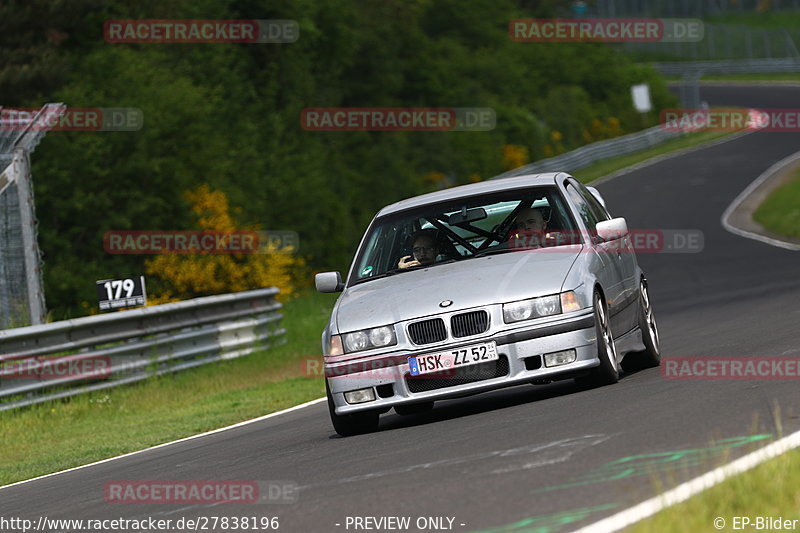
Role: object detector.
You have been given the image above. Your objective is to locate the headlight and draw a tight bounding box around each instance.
[503,300,536,322]
[368,326,395,347]
[342,325,397,353]
[503,291,582,324]
[344,331,369,352]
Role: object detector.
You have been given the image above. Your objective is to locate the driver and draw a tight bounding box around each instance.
[510,207,548,249]
[514,207,547,231]
[397,229,441,269]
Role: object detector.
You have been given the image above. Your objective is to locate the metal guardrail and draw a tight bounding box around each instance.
[652,58,800,107]
[652,58,800,76]
[492,124,685,180]
[0,287,285,411]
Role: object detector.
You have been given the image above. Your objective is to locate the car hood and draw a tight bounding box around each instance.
[335,248,582,332]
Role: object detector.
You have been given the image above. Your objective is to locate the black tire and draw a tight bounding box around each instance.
[394,401,434,416]
[326,382,380,437]
[575,290,619,388]
[621,279,661,372]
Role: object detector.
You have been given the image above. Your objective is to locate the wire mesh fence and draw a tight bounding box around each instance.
[0,169,30,329]
[594,0,800,17]
[0,104,64,329]
[621,23,800,61]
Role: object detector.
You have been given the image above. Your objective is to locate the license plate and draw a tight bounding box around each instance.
[408,341,498,376]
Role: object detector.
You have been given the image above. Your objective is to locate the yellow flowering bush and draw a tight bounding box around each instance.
[423,171,447,184]
[501,144,529,170]
[607,117,623,137]
[145,185,305,304]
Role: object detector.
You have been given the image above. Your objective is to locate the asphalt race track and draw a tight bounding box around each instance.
[2,85,799,533]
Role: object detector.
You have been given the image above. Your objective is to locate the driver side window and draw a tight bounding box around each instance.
[566,184,599,230]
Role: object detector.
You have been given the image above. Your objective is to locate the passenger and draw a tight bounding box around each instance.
[397,230,441,269]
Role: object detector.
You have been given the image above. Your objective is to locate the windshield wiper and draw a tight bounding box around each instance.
[350,270,401,286]
[470,248,517,258]
[352,258,463,286]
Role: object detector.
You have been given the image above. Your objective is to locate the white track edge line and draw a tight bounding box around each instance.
[720,150,800,251]
[0,396,326,492]
[570,428,800,533]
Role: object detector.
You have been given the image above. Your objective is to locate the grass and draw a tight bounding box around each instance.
[628,448,800,533]
[572,128,736,183]
[753,167,800,238]
[0,289,338,486]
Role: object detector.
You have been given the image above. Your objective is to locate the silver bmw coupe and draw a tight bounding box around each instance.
[316,172,660,436]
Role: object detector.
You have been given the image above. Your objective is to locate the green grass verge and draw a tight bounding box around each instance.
[628,448,800,533]
[0,289,338,486]
[572,129,736,183]
[753,167,800,238]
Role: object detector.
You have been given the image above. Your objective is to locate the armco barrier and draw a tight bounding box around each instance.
[0,287,285,411]
[492,124,685,180]
[651,58,800,76]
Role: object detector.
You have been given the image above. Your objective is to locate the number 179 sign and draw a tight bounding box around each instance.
[96,276,147,310]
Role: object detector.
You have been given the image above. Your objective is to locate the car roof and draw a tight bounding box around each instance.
[376,172,565,216]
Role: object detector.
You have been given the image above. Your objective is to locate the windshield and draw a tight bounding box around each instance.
[349,186,577,285]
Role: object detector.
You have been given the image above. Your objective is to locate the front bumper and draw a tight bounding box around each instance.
[327,311,597,415]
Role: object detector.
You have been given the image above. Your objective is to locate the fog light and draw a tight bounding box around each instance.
[544,349,577,367]
[344,388,376,404]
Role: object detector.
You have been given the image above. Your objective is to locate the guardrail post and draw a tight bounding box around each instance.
[11,149,46,325]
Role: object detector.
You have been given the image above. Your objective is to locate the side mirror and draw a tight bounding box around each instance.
[596,218,628,242]
[586,186,607,209]
[315,271,344,293]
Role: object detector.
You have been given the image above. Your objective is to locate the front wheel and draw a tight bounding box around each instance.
[622,279,661,372]
[575,290,619,389]
[326,382,380,437]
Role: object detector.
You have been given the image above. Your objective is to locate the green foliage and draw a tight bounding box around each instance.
[4,0,677,317]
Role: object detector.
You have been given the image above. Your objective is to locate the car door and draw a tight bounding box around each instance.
[572,179,639,334]
[564,181,629,339]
